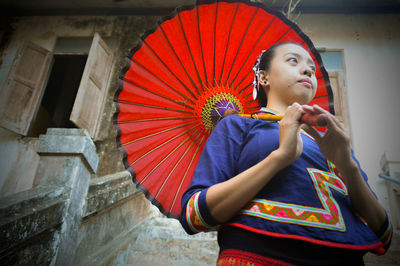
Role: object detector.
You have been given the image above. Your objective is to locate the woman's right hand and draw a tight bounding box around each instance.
[274,102,304,167]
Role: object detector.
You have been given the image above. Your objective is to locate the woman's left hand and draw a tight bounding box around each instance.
[301,105,353,172]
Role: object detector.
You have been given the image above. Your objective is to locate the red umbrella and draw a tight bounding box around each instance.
[114,0,333,219]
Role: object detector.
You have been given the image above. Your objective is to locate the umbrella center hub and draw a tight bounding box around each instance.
[201,92,243,133]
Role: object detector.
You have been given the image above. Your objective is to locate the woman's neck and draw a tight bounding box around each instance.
[266,102,288,115]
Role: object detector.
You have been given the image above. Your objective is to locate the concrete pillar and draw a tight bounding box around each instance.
[35,128,98,265]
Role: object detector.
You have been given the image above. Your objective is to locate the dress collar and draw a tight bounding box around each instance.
[260,107,315,140]
[260,107,281,115]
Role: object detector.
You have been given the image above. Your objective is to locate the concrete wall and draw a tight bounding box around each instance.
[298,13,400,217]
[0,15,160,196]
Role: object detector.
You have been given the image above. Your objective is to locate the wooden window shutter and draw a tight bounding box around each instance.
[328,70,352,137]
[70,33,114,140]
[0,41,52,135]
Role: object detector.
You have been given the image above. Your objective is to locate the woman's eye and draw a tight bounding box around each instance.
[288,58,297,63]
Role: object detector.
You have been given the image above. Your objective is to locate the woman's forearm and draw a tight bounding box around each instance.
[338,160,387,233]
[206,150,287,223]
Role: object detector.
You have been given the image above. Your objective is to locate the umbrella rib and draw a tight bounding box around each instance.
[212,2,218,87]
[159,24,202,95]
[229,16,277,89]
[218,2,240,85]
[233,20,294,92]
[313,94,328,99]
[178,13,206,92]
[122,78,194,109]
[122,121,196,146]
[225,7,259,84]
[118,116,193,124]
[130,125,198,166]
[128,57,196,105]
[196,7,209,88]
[233,30,312,94]
[118,101,193,114]
[238,82,252,94]
[155,129,202,199]
[169,134,206,213]
[139,127,200,185]
[143,40,198,101]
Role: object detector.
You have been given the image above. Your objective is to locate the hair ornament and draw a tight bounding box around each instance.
[252,50,266,101]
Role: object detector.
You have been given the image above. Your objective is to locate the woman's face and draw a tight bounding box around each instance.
[263,43,317,106]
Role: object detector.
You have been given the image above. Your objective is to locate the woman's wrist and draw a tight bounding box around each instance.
[269,149,293,169]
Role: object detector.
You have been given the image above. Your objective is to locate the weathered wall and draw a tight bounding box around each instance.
[297,13,400,219]
[0,128,39,197]
[0,15,160,195]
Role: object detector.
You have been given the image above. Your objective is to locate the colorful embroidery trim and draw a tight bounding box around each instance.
[186,191,212,233]
[241,167,348,231]
[217,249,295,266]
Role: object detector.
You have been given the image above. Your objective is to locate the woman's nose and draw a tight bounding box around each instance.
[302,66,313,77]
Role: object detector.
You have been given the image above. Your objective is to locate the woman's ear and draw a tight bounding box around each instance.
[258,70,269,87]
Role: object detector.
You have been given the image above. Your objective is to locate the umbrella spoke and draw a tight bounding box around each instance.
[155,129,203,198]
[169,134,206,214]
[118,101,193,114]
[122,121,195,146]
[130,125,200,166]
[229,16,277,90]
[178,12,206,92]
[212,2,218,87]
[139,127,200,185]
[225,7,260,83]
[160,24,202,95]
[128,57,196,105]
[218,2,240,84]
[121,78,194,110]
[118,116,193,124]
[143,40,198,101]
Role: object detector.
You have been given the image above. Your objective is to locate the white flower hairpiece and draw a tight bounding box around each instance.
[252,50,266,101]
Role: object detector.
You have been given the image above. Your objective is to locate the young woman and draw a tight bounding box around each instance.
[179,42,392,265]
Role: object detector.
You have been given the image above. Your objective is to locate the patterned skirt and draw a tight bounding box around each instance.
[217,249,295,266]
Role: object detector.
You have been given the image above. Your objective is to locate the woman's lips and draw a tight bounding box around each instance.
[299,79,312,88]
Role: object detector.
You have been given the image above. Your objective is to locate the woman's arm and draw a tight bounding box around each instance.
[303,105,386,233]
[206,103,305,223]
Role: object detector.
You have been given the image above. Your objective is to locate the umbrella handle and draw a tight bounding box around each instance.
[237,112,326,126]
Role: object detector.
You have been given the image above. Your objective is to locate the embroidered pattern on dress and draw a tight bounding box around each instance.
[241,164,348,231]
[217,249,295,266]
[186,191,212,233]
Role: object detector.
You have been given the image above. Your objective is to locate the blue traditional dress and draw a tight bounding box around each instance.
[180,108,392,264]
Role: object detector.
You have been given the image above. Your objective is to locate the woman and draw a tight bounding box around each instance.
[179,42,392,265]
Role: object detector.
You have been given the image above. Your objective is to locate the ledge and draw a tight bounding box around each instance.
[0,186,68,252]
[37,128,99,173]
[85,171,138,217]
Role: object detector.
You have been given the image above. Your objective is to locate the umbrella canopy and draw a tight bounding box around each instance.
[114,0,333,219]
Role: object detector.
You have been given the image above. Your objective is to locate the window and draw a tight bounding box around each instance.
[319,49,352,139]
[0,33,114,140]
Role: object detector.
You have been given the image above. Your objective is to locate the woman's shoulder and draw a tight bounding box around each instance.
[216,114,258,132]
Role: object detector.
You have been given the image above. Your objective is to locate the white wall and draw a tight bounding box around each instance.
[298,14,400,213]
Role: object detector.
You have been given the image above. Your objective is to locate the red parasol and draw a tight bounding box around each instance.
[114,0,334,219]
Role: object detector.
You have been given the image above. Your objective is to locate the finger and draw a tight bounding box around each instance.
[285,103,304,120]
[301,124,322,142]
[312,104,331,115]
[324,113,341,133]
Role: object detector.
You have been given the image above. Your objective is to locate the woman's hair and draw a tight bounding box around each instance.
[255,42,304,106]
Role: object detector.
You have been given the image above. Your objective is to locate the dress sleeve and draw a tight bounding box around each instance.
[350,151,393,255]
[372,214,393,255]
[179,115,249,234]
